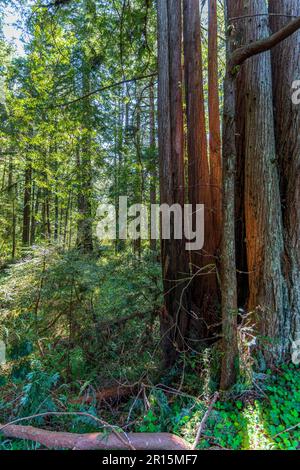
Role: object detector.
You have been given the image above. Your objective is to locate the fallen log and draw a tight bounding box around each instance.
[0,424,191,450]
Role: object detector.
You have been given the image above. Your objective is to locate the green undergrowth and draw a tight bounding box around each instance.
[133,363,300,450]
[0,247,299,450]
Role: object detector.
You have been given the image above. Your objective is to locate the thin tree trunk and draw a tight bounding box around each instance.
[30,188,40,245]
[76,8,94,253]
[54,194,59,242]
[63,193,71,249]
[149,80,157,253]
[134,90,143,258]
[22,162,32,245]
[46,190,51,240]
[8,156,16,259]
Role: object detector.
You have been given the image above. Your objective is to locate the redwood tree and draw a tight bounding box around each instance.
[183,0,219,342]
[157,0,190,367]
[241,0,287,365]
[269,0,300,348]
[220,1,300,386]
[208,0,222,245]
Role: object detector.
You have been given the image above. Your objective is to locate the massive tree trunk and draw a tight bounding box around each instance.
[241,0,287,365]
[183,0,219,341]
[157,0,190,367]
[269,0,300,347]
[220,0,300,385]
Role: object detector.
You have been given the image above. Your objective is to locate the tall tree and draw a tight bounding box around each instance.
[227,0,249,308]
[220,0,300,386]
[220,0,239,390]
[269,0,300,348]
[183,0,219,341]
[241,0,287,365]
[208,0,222,247]
[76,0,95,253]
[22,159,32,246]
[157,0,190,367]
[149,79,157,253]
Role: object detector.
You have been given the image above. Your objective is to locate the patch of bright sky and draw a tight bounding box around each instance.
[3,4,27,57]
[3,0,32,56]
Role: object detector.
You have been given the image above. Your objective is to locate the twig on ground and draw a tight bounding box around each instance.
[274,422,300,438]
[192,392,219,450]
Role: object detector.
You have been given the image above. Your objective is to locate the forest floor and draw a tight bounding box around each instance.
[0,247,299,450]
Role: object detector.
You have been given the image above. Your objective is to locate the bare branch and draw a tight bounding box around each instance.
[52,73,158,109]
[229,16,300,73]
[192,392,219,450]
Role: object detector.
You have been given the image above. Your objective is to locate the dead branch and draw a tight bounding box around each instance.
[192,392,219,450]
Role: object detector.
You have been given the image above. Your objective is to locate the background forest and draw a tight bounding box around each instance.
[0,0,299,451]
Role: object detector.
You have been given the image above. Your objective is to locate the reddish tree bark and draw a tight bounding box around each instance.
[157,0,190,367]
[183,0,219,341]
[220,0,300,385]
[227,0,249,308]
[240,0,287,365]
[208,0,222,245]
[149,79,157,253]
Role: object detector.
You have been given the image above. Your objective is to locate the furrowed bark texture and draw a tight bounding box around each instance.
[157,0,190,367]
[183,0,219,340]
[220,1,239,390]
[242,0,287,364]
[149,80,157,253]
[227,0,249,308]
[208,0,222,245]
[269,0,300,346]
